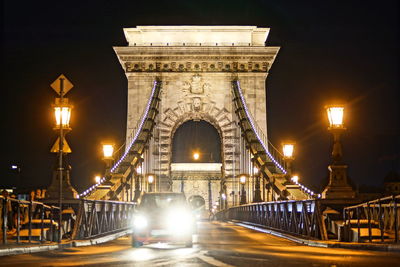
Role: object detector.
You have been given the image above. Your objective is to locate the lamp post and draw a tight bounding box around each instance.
[253,165,262,203]
[282,141,295,177]
[326,106,345,163]
[239,174,247,205]
[133,164,142,202]
[52,77,73,243]
[322,105,355,199]
[146,174,155,192]
[102,143,114,174]
[95,175,101,184]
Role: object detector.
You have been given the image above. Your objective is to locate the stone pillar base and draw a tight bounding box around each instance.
[322,164,356,199]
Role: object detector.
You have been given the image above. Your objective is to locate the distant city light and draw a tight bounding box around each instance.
[193,152,200,160]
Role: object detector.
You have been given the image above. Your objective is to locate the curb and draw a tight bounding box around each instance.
[229,221,400,253]
[0,229,131,257]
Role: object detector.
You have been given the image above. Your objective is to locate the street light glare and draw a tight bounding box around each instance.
[136,166,142,174]
[193,152,200,160]
[326,106,344,128]
[282,143,294,158]
[103,144,114,158]
[239,175,247,184]
[11,165,18,169]
[95,175,101,184]
[291,175,299,183]
[53,100,72,128]
[147,175,154,184]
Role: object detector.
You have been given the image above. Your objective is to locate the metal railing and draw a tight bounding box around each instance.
[343,195,399,243]
[232,80,287,174]
[216,199,327,240]
[71,199,135,240]
[1,196,60,244]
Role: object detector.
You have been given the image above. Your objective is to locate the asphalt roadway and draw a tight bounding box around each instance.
[1,221,399,266]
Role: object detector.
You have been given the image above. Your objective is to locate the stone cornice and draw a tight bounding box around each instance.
[114,46,279,73]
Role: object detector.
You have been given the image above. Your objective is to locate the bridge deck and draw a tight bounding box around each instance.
[2,221,399,266]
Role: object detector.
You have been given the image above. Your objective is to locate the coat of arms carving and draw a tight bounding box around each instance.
[182,74,211,95]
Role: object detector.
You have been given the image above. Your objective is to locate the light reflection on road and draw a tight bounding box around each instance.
[0,221,399,266]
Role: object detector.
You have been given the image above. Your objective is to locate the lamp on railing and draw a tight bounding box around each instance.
[322,104,355,199]
[239,174,248,205]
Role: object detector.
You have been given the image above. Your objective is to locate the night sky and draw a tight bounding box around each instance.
[2,0,398,194]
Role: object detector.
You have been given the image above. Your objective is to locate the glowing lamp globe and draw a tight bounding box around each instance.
[53,98,72,129]
[193,152,200,160]
[326,105,345,129]
[239,175,247,184]
[282,142,295,159]
[147,174,155,184]
[102,144,114,159]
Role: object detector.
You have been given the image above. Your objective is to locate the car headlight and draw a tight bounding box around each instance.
[167,209,194,234]
[133,215,148,229]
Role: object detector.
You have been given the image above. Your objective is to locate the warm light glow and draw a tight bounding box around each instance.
[326,105,344,128]
[147,174,154,184]
[291,175,299,183]
[95,175,101,184]
[253,166,259,175]
[102,144,114,158]
[54,106,71,127]
[193,152,200,160]
[136,166,142,175]
[282,143,295,158]
[239,175,247,184]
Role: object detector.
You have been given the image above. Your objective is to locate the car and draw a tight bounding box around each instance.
[131,192,196,248]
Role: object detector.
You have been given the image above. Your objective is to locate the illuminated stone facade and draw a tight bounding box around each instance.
[114,26,279,207]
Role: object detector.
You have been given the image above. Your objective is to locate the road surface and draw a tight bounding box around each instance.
[1,221,399,266]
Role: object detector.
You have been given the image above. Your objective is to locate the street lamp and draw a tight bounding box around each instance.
[102,142,114,168]
[146,174,155,192]
[291,175,299,184]
[322,104,355,199]
[133,164,143,202]
[282,141,295,176]
[239,174,247,205]
[325,105,345,163]
[193,152,200,160]
[252,164,262,203]
[51,75,74,243]
[95,175,101,184]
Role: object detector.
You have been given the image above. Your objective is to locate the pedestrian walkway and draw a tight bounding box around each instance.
[0,229,130,256]
[233,221,400,253]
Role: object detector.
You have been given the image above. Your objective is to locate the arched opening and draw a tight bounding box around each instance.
[172,120,221,163]
[188,195,206,210]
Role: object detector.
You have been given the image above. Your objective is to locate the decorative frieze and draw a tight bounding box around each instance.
[124,60,270,73]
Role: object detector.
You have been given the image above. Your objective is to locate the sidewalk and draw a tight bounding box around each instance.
[231,221,400,253]
[0,229,131,256]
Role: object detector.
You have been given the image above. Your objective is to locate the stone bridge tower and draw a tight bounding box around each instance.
[114,26,279,207]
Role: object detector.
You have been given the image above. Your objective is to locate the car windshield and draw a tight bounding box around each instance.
[139,193,187,210]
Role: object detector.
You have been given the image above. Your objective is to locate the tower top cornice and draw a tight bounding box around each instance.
[123,26,270,47]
